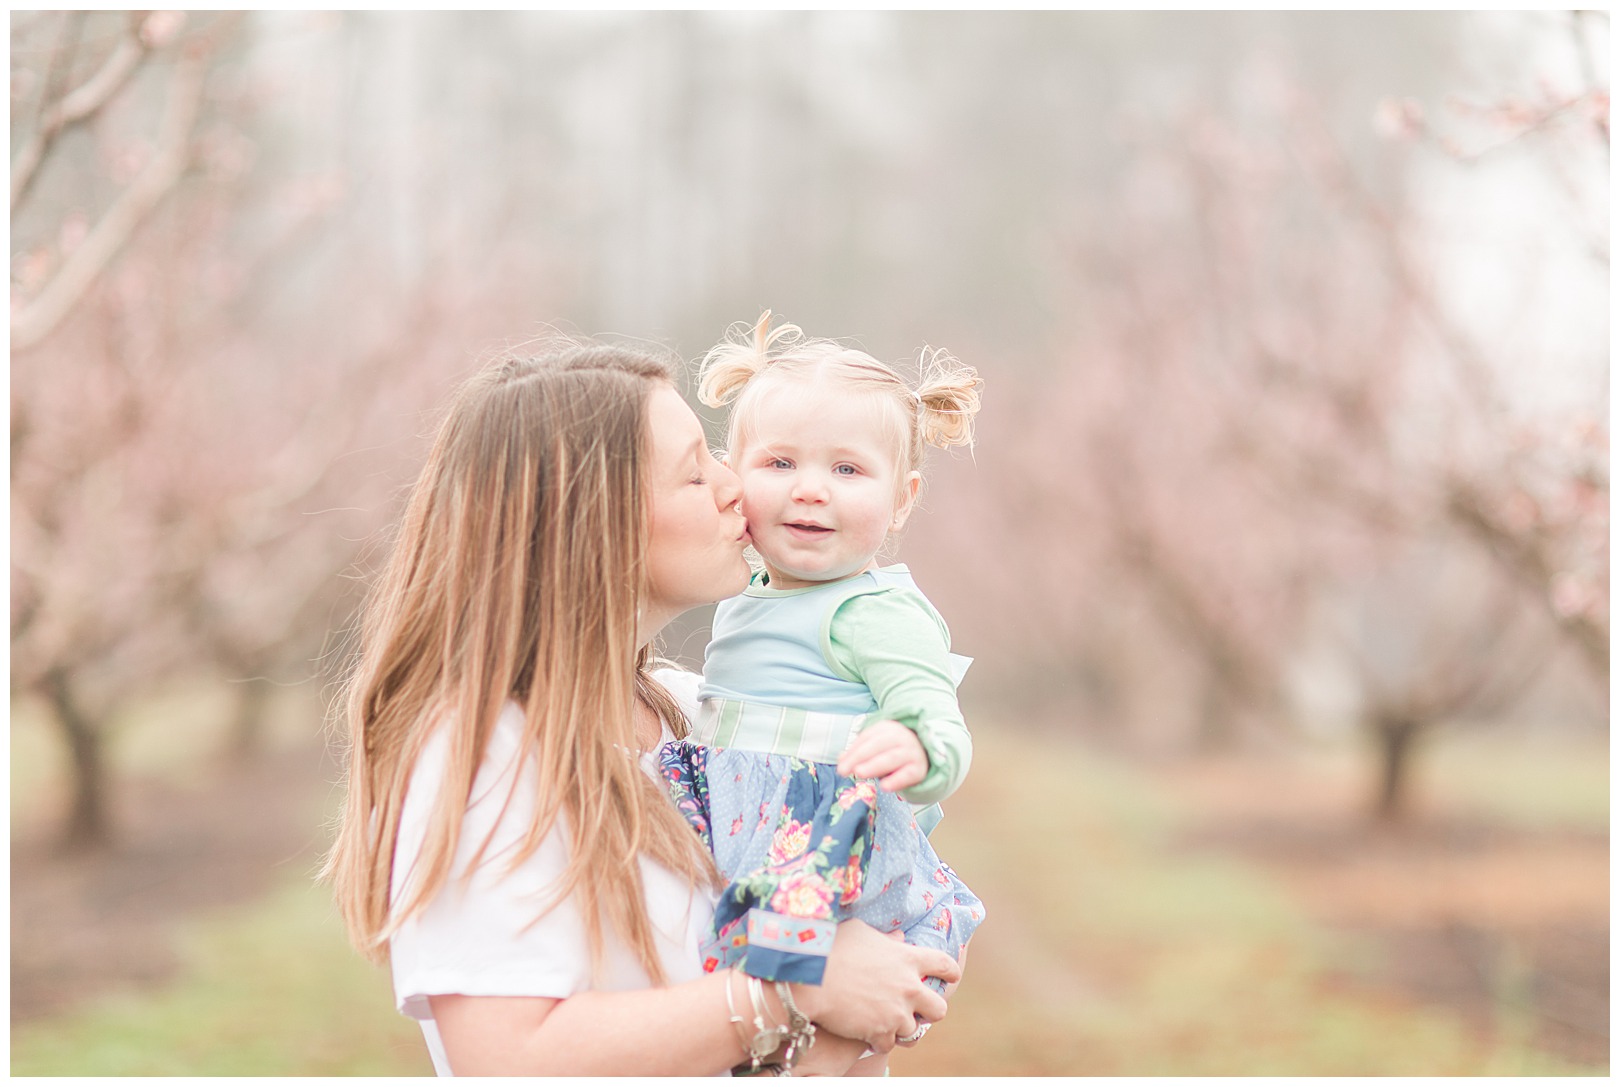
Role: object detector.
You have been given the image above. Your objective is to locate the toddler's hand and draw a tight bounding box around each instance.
[837,720,928,793]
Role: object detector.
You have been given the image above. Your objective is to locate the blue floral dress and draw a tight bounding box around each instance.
[660,735,982,991]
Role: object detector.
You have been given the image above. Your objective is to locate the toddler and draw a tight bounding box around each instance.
[661,313,985,1074]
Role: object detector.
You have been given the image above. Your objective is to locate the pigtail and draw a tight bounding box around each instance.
[697,310,805,408]
[914,346,983,451]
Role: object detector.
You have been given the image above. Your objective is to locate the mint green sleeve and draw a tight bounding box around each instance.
[823,590,972,806]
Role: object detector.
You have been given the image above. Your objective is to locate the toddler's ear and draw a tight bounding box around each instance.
[889,472,922,532]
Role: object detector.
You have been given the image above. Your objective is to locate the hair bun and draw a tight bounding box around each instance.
[696,310,805,408]
[914,347,982,450]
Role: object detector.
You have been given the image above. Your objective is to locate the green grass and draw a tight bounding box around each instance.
[889,726,1607,1077]
[10,706,1606,1076]
[10,878,431,1076]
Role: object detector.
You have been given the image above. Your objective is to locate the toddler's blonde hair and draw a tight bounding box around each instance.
[697,312,982,482]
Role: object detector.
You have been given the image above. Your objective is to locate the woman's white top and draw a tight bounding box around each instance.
[388,668,719,1076]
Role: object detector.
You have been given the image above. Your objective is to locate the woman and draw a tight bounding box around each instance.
[324,345,957,1075]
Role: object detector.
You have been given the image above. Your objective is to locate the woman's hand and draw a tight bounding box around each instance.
[789,920,959,1053]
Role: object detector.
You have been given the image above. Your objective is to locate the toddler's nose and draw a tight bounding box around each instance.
[791,474,829,503]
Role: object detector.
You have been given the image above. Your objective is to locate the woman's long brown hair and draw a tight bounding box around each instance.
[323,346,717,983]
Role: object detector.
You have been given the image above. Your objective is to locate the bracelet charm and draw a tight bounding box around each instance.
[745,975,788,1069]
[774,982,817,1070]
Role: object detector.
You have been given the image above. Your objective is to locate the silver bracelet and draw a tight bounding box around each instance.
[743,975,787,1071]
[723,970,750,1052]
[773,982,817,1070]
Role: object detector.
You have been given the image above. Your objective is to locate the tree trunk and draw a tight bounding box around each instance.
[1193,671,1237,752]
[1371,712,1422,823]
[228,678,273,763]
[41,667,112,851]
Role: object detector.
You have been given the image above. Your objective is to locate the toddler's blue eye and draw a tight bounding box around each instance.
[771,458,793,470]
[835,464,858,476]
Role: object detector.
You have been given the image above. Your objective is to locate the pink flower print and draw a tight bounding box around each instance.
[836,780,879,809]
[768,819,813,865]
[932,867,951,887]
[836,863,863,906]
[921,890,935,910]
[770,868,836,920]
[734,772,743,783]
[730,816,744,837]
[970,909,982,922]
[757,802,772,829]
[933,911,952,934]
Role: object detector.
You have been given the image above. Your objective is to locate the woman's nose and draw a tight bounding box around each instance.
[713,459,743,511]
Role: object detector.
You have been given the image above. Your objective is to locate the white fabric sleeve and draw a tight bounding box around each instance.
[389,672,713,1023]
[389,704,595,1019]
[650,665,703,723]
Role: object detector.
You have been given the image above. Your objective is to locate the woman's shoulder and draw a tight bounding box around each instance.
[402,700,529,819]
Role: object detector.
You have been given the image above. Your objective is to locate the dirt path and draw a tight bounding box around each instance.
[1157,756,1610,1068]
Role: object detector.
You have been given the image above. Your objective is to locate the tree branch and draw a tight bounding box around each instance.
[1571,10,1609,146]
[11,19,152,213]
[11,46,209,354]
[1445,476,1609,679]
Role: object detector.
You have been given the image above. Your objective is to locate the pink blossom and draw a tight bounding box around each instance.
[1551,573,1594,619]
[139,11,187,47]
[1372,97,1425,141]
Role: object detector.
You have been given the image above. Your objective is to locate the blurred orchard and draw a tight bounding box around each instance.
[9,10,1608,1076]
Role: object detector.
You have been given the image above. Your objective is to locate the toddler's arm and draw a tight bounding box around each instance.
[825,590,971,807]
[791,1030,873,1076]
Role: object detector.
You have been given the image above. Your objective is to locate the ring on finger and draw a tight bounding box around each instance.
[898,1022,931,1044]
